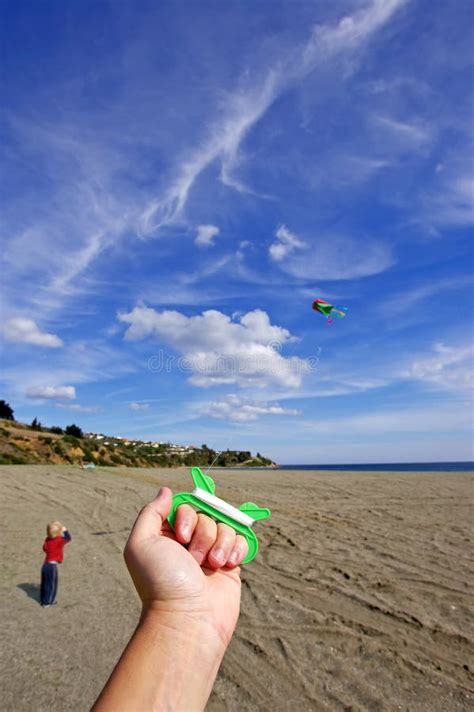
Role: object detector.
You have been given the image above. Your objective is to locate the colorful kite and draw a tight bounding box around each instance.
[312,298,348,325]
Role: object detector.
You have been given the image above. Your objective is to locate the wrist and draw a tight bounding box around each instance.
[139,604,229,657]
[134,606,226,712]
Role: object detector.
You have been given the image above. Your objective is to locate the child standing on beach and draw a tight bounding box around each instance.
[40,521,71,607]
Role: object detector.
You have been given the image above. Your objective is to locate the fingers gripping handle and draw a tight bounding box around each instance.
[167,468,271,564]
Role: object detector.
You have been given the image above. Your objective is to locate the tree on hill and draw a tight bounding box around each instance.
[238,451,251,463]
[31,417,42,431]
[0,400,14,421]
[65,424,83,438]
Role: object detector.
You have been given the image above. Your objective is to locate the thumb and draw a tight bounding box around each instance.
[129,487,173,541]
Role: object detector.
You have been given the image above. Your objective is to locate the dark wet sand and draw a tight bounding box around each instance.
[0,465,472,711]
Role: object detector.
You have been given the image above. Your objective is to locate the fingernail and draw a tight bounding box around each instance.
[181,526,191,542]
[228,551,239,565]
[212,549,225,565]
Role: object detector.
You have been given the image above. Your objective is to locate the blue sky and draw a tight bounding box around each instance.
[1,0,473,463]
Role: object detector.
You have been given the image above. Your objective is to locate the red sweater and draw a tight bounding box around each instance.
[43,531,71,563]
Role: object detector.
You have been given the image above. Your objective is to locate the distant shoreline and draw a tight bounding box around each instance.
[275,461,474,472]
[214,461,474,472]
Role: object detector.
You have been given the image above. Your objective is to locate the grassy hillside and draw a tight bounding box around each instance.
[0,419,276,468]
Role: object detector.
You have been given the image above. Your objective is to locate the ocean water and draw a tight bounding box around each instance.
[278,462,474,472]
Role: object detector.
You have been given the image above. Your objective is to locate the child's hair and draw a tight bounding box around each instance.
[47,521,63,538]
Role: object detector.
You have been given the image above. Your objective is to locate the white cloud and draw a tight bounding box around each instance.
[404,342,474,392]
[26,385,76,400]
[129,402,150,411]
[195,224,220,248]
[272,233,394,280]
[200,394,300,422]
[3,318,63,348]
[302,0,408,62]
[119,306,312,388]
[269,224,305,262]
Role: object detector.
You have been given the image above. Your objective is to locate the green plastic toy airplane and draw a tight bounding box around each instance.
[167,467,271,564]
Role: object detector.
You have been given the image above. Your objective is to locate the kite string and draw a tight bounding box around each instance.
[204,438,234,474]
[205,450,222,473]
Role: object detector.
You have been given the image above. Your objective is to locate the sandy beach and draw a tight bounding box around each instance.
[0,464,472,711]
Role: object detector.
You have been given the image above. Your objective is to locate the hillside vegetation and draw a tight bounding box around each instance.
[0,419,275,468]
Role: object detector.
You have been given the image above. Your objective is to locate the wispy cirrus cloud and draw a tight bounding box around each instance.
[0,338,136,405]
[140,0,408,235]
[421,165,474,228]
[271,231,394,280]
[302,402,470,436]
[1,119,135,308]
[404,342,474,392]
[372,114,433,151]
[138,72,280,234]
[56,403,99,413]
[1,0,408,322]
[379,276,473,317]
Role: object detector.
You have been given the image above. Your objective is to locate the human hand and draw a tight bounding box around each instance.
[124,487,248,646]
[93,488,246,711]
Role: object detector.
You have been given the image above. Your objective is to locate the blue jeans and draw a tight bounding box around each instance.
[40,562,58,605]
